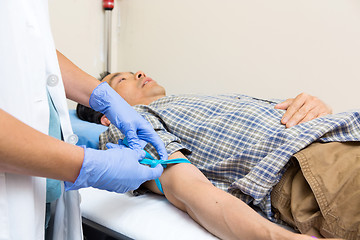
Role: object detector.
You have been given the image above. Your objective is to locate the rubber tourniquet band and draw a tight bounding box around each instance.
[121,138,191,194]
[139,151,191,194]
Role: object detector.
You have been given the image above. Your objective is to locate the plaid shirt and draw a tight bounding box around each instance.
[99,94,360,220]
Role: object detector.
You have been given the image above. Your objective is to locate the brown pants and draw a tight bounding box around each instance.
[271,142,360,240]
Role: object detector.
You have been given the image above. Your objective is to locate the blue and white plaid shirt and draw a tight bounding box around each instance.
[99,94,360,220]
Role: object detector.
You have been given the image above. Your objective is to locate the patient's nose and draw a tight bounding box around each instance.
[135,71,146,80]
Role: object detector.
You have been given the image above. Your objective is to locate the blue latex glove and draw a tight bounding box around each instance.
[64,144,164,193]
[89,82,168,160]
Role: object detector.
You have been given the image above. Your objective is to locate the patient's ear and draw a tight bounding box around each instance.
[100,115,111,126]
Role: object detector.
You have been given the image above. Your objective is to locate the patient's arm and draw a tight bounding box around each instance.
[274,92,332,128]
[143,151,340,240]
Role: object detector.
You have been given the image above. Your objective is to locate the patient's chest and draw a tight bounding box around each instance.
[140,94,285,161]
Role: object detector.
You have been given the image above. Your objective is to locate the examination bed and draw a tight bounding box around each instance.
[69,110,295,240]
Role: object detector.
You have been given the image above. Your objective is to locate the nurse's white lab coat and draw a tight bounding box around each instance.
[0,0,83,239]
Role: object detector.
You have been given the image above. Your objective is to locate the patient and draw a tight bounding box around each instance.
[77,71,359,240]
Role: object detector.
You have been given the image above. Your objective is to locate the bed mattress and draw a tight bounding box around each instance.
[79,188,219,239]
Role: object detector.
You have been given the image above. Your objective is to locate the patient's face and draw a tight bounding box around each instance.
[102,71,166,106]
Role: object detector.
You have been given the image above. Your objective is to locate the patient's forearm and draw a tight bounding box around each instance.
[0,109,83,182]
[159,164,291,240]
[145,153,322,240]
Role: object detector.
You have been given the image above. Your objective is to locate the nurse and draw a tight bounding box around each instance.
[0,1,167,240]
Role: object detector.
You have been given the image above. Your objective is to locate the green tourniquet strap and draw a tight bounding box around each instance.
[139,152,191,194]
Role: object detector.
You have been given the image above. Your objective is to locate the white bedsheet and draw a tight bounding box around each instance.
[79,188,218,239]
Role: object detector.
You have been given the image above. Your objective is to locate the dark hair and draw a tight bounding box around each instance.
[75,71,111,124]
[99,71,111,81]
[76,104,103,124]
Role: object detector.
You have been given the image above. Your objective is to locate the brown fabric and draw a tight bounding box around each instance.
[271,142,360,240]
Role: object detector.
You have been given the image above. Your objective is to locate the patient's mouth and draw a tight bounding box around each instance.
[143,77,153,87]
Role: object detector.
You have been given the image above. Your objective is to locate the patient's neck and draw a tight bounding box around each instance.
[132,95,166,106]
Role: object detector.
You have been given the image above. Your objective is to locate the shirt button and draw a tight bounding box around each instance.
[67,134,79,145]
[47,74,59,87]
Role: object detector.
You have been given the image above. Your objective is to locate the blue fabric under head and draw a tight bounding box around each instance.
[69,109,108,149]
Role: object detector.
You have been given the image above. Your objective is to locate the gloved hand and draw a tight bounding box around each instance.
[89,82,168,160]
[64,144,164,193]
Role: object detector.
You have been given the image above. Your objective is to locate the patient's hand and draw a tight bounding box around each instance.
[275,93,332,128]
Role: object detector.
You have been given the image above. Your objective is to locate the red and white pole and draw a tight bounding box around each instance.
[103,0,114,73]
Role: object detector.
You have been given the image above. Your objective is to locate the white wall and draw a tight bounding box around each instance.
[49,0,119,108]
[49,0,360,113]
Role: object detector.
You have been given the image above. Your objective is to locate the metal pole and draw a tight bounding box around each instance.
[103,0,114,73]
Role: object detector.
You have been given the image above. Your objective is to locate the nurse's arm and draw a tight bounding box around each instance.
[0,109,83,182]
[56,50,100,107]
